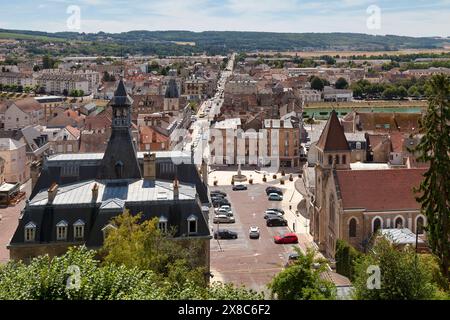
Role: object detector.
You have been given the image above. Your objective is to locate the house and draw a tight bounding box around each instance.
[139,125,170,152]
[46,109,86,128]
[9,80,211,269]
[311,111,427,258]
[0,137,29,184]
[323,87,353,102]
[3,98,44,130]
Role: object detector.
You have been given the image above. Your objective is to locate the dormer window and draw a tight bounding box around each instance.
[101,224,117,241]
[187,214,198,235]
[158,216,168,233]
[73,219,85,240]
[56,220,68,241]
[24,221,36,242]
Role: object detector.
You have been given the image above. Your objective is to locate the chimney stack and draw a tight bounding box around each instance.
[143,153,156,180]
[201,158,208,186]
[173,178,179,200]
[47,183,58,204]
[92,183,99,202]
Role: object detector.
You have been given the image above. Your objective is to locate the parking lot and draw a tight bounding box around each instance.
[209,183,301,294]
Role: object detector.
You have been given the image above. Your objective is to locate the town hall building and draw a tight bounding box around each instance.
[8,80,211,268]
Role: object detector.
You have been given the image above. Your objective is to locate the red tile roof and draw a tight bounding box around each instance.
[335,168,426,211]
[316,110,350,152]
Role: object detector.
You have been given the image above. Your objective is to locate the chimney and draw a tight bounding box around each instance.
[143,152,156,180]
[173,178,179,200]
[92,183,99,202]
[201,158,208,186]
[47,182,58,204]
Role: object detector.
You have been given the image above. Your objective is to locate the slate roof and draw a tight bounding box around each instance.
[110,79,133,106]
[165,78,179,98]
[29,179,196,207]
[335,168,426,211]
[316,110,350,152]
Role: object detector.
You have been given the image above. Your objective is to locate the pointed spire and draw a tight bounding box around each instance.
[110,78,133,107]
[316,110,350,152]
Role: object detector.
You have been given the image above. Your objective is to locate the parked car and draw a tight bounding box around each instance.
[285,252,300,267]
[232,184,247,191]
[212,199,230,208]
[274,232,298,244]
[264,210,284,219]
[265,187,283,196]
[249,226,260,239]
[214,229,238,239]
[266,216,288,227]
[216,207,233,216]
[214,204,231,213]
[210,190,227,197]
[267,208,285,215]
[268,193,283,201]
[213,214,235,224]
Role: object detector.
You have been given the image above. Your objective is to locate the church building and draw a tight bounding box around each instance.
[312,110,427,258]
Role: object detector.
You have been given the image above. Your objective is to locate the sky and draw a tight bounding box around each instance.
[0,0,449,37]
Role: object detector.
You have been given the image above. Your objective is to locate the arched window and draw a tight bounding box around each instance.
[187,214,198,235]
[329,194,335,224]
[328,155,333,165]
[24,221,36,242]
[73,219,85,240]
[373,217,382,233]
[416,216,425,235]
[349,218,357,238]
[395,216,404,228]
[342,155,347,164]
[56,220,68,241]
[335,155,340,164]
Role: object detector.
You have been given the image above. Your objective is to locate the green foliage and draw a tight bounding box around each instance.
[310,76,326,91]
[42,55,58,69]
[2,29,447,56]
[269,248,336,300]
[0,247,262,300]
[101,211,205,287]
[69,89,84,97]
[351,77,427,99]
[353,238,439,300]
[414,74,450,283]
[335,240,362,281]
[335,77,349,89]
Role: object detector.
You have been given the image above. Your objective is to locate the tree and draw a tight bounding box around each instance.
[353,238,439,299]
[42,55,57,69]
[310,77,325,91]
[408,85,421,98]
[414,74,450,283]
[0,247,263,300]
[397,85,408,99]
[335,77,349,90]
[382,86,398,99]
[101,211,205,286]
[335,240,362,281]
[268,248,336,300]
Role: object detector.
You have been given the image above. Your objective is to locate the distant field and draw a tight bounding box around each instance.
[171,41,196,46]
[0,32,68,42]
[249,48,450,58]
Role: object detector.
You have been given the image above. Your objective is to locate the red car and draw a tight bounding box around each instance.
[274,233,298,244]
